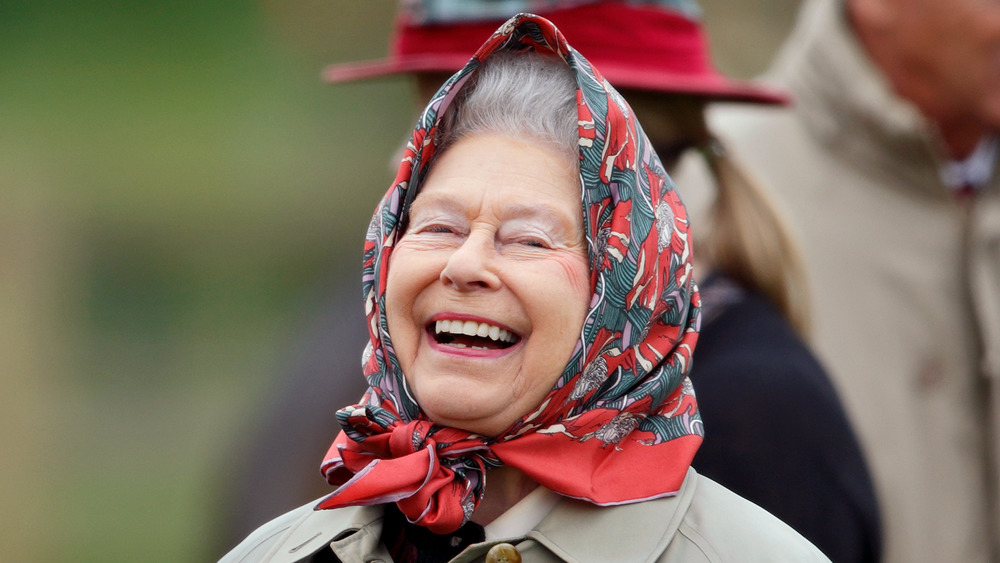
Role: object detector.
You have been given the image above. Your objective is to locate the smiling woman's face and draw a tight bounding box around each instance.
[385,134,590,437]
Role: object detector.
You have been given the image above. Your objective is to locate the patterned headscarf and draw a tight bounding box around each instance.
[319,14,702,534]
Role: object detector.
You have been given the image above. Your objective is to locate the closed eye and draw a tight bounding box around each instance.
[520,239,549,249]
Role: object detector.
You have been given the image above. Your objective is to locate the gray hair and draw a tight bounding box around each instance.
[436,50,579,162]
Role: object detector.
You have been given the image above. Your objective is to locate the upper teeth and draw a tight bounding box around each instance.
[434,319,516,343]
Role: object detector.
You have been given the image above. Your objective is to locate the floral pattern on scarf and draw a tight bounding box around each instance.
[318,13,702,534]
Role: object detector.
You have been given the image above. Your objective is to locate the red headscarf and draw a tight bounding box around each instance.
[318,13,702,534]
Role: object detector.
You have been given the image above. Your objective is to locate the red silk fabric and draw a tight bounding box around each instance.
[318,14,703,534]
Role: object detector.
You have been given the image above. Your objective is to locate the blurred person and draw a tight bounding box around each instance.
[220,16,830,561]
[691,0,1000,560]
[217,1,880,561]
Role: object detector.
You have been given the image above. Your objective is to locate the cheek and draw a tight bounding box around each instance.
[554,255,592,311]
[384,250,421,342]
[384,245,451,345]
[523,254,591,350]
[383,275,405,346]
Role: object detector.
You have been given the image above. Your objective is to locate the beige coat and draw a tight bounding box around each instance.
[693,0,1000,560]
[219,468,828,562]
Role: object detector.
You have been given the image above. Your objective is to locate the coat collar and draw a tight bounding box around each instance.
[767,0,949,196]
[527,467,699,561]
[449,467,699,562]
[267,468,700,562]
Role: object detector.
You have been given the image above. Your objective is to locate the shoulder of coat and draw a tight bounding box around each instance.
[218,498,374,563]
[674,472,832,562]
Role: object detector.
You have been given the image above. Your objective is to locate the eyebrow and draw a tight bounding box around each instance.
[408,193,464,218]
[502,202,579,230]
[410,192,581,228]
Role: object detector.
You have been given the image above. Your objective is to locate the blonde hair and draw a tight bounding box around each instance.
[699,138,811,337]
[620,90,810,335]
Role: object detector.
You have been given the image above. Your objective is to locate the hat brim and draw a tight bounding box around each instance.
[323,53,788,106]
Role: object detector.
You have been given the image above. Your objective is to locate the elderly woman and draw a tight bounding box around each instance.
[221,14,827,562]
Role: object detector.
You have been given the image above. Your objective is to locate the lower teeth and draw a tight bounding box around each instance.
[446,343,491,350]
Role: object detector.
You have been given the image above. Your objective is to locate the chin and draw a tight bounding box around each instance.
[414,392,493,434]
[432,415,507,437]
[422,401,511,437]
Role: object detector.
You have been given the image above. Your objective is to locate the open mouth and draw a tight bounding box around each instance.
[430,319,520,350]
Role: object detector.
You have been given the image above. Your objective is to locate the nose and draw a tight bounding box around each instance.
[440,231,501,291]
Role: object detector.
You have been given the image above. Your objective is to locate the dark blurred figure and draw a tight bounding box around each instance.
[694,0,1000,561]
[217,1,881,561]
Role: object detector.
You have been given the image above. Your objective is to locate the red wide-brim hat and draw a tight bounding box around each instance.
[324,1,788,105]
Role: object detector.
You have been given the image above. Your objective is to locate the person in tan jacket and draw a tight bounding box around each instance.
[221,12,829,562]
[688,0,1000,560]
[218,2,880,561]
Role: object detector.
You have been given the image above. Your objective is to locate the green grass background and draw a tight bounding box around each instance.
[0,0,797,560]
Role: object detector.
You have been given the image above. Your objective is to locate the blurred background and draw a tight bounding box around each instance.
[0,0,798,560]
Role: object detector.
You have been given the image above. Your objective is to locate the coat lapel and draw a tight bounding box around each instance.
[527,467,698,561]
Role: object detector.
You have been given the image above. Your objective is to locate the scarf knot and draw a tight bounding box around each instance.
[320,417,496,534]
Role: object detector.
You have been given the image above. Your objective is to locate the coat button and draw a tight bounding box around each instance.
[485,542,521,563]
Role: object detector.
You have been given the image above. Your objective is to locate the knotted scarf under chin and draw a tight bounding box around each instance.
[315,12,706,536]
[318,409,497,534]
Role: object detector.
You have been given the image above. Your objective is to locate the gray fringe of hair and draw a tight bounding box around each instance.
[436,51,579,161]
